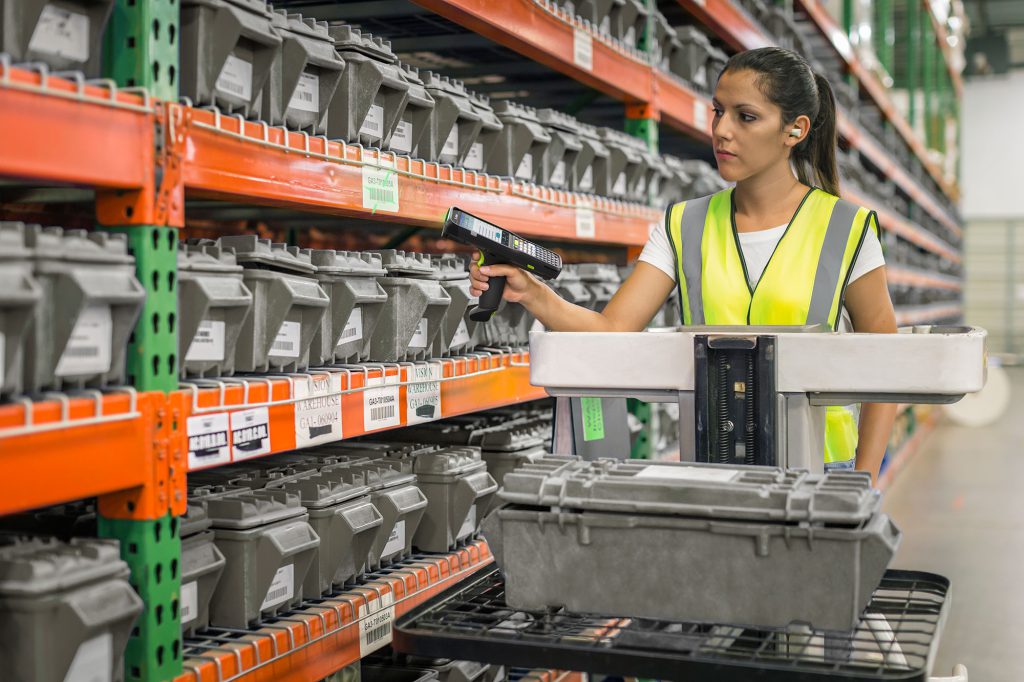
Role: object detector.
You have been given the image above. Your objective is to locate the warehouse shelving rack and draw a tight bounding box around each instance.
[0,0,964,678]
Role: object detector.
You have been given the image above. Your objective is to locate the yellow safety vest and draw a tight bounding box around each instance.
[666,187,879,464]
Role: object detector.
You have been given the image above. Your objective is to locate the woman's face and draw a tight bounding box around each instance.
[711,68,797,183]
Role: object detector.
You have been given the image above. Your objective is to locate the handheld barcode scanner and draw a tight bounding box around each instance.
[442,207,562,321]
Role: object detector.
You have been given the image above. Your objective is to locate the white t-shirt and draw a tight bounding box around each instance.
[639,219,886,330]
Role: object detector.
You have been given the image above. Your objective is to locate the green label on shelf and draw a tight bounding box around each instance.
[581,397,605,442]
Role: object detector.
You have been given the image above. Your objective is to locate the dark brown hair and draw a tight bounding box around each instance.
[720,47,840,196]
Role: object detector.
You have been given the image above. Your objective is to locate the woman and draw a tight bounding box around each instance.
[469,47,898,482]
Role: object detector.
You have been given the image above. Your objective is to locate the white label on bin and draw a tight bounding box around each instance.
[364,374,400,431]
[180,580,199,625]
[464,141,485,170]
[573,27,593,71]
[357,590,395,656]
[406,363,442,425]
[515,152,534,180]
[28,5,90,63]
[449,319,471,349]
[612,171,627,196]
[0,332,5,387]
[64,632,112,682]
[216,54,253,101]
[391,119,414,153]
[636,175,647,196]
[185,319,225,362]
[442,127,459,157]
[289,72,320,113]
[337,308,363,346]
[261,564,294,610]
[458,505,477,539]
[55,304,112,377]
[231,407,271,460]
[360,103,385,140]
[295,373,343,447]
[550,160,567,187]
[187,413,231,470]
[408,317,429,349]
[575,207,596,239]
[694,99,709,132]
[361,165,400,213]
[635,465,740,483]
[580,165,594,191]
[270,320,301,358]
[380,520,406,558]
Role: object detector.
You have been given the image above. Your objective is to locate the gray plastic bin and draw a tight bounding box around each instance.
[486,461,901,630]
[609,0,647,44]
[180,0,281,118]
[679,158,728,195]
[24,227,145,393]
[537,109,583,190]
[178,240,253,379]
[327,25,408,147]
[199,487,320,628]
[489,100,551,182]
[262,12,345,134]
[368,251,451,362]
[576,123,611,195]
[180,503,227,636]
[410,447,497,552]
[597,127,645,199]
[422,73,482,166]
[658,154,696,205]
[551,265,594,308]
[0,223,41,397]
[432,255,478,357]
[218,236,330,373]
[0,536,142,682]
[575,263,620,312]
[390,64,435,157]
[466,93,503,171]
[310,249,388,365]
[0,0,114,76]
[670,26,714,91]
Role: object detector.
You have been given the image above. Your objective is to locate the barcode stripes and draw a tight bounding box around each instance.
[63,346,100,358]
[365,622,391,646]
[341,326,360,339]
[264,585,289,604]
[365,186,395,203]
[221,81,245,96]
[370,405,395,421]
[271,340,295,352]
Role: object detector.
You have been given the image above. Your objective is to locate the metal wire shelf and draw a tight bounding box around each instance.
[392,566,950,681]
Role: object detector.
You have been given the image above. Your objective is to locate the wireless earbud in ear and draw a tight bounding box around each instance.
[789,127,802,138]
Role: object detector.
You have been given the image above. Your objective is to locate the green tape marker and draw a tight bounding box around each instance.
[581,397,605,442]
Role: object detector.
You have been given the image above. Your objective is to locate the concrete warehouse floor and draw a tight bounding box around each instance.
[883,366,1024,681]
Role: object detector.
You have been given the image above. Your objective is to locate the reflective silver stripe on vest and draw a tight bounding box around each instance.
[807,198,861,327]
[680,195,712,325]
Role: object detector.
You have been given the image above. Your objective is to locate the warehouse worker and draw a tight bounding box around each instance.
[469,47,898,483]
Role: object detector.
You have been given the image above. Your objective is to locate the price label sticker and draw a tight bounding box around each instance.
[573,27,594,71]
[294,373,343,447]
[357,590,396,656]
[187,413,231,470]
[364,374,400,431]
[406,363,442,425]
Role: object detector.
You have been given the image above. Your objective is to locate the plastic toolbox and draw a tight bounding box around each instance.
[327,24,408,147]
[574,263,620,312]
[23,227,145,393]
[179,503,227,636]
[193,485,320,628]
[0,223,40,397]
[178,239,254,379]
[261,12,344,134]
[217,236,330,373]
[488,100,551,182]
[422,72,483,166]
[310,249,388,365]
[0,536,142,682]
[432,255,478,357]
[390,63,435,157]
[575,122,611,195]
[466,93,503,172]
[0,0,114,76]
[368,251,451,362]
[484,460,901,630]
[180,0,281,118]
[537,109,583,190]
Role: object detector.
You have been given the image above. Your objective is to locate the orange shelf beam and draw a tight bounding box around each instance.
[675,0,773,51]
[843,187,960,263]
[177,541,493,682]
[887,265,961,291]
[923,0,964,99]
[894,303,961,326]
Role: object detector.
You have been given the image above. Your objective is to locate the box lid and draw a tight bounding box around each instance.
[218,236,318,275]
[0,536,128,596]
[179,239,244,273]
[311,249,387,277]
[202,488,307,529]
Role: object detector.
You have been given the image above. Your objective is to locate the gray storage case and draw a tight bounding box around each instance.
[310,249,388,365]
[485,460,901,631]
[422,73,483,166]
[0,223,41,397]
[574,263,620,312]
[0,0,114,76]
[218,236,330,373]
[178,240,254,379]
[368,251,451,362]
[489,100,551,183]
[0,536,142,682]
[409,447,497,552]
[390,64,436,157]
[432,255,479,357]
[537,109,583,190]
[180,503,227,636]
[466,93,503,171]
[576,123,611,195]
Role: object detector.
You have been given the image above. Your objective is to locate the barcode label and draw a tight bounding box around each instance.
[261,564,295,610]
[407,363,441,425]
[360,103,385,140]
[575,207,596,239]
[337,308,363,346]
[449,319,471,349]
[465,141,485,170]
[180,581,199,625]
[442,127,459,157]
[550,160,567,186]
[187,413,231,470]
[55,304,113,377]
[185,319,225,362]
[515,152,534,180]
[289,72,320,113]
[361,166,400,213]
[28,5,90,62]
[573,27,594,71]
[381,520,406,558]
[357,591,395,656]
[408,317,429,349]
[215,54,253,101]
[580,165,594,191]
[231,407,271,460]
[270,320,301,358]
[364,374,400,431]
[458,504,477,539]
[391,119,413,153]
[694,100,709,132]
[295,373,344,447]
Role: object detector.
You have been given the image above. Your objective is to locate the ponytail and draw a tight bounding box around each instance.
[721,48,842,197]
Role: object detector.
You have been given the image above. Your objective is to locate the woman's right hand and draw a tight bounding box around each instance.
[468,253,540,305]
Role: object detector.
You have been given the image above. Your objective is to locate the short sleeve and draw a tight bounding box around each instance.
[847,214,886,284]
[637,215,678,281]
